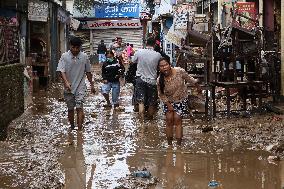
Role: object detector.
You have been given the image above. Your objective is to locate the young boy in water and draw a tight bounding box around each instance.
[57,36,95,130]
[101,50,124,109]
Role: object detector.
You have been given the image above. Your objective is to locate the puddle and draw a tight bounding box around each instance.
[59,119,284,189]
[0,64,283,189]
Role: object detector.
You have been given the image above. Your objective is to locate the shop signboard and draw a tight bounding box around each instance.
[70,17,80,30]
[234,2,257,30]
[84,19,142,29]
[28,0,49,22]
[0,9,19,65]
[164,40,173,64]
[94,3,140,18]
[192,14,208,32]
[221,0,234,27]
[140,12,152,20]
[58,8,69,23]
[173,3,196,30]
[165,25,187,47]
[222,0,233,6]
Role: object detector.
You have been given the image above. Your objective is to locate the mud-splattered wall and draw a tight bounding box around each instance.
[0,63,24,139]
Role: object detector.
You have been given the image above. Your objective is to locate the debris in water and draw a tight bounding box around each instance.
[91,112,97,118]
[267,155,280,161]
[208,180,219,187]
[114,106,126,112]
[202,126,213,133]
[58,98,65,102]
[268,116,283,122]
[132,168,151,178]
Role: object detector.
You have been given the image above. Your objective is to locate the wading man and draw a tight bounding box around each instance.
[132,37,161,119]
[57,36,95,130]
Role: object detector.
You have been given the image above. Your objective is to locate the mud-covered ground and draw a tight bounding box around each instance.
[0,65,283,189]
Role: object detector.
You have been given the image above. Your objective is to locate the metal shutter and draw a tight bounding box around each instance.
[92,28,143,53]
[73,30,91,55]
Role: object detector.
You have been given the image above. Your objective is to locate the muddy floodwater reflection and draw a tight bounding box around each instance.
[1,78,284,189]
[59,109,284,189]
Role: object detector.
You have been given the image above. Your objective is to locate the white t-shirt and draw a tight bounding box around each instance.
[57,51,91,94]
[132,48,161,85]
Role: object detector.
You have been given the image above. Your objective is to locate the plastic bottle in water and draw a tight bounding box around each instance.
[132,170,151,178]
[208,180,219,188]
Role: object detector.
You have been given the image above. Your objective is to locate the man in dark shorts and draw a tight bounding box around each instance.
[57,36,95,130]
[132,37,161,119]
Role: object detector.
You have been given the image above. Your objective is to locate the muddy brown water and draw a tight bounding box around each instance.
[0,66,284,188]
[59,116,284,189]
[58,89,284,189]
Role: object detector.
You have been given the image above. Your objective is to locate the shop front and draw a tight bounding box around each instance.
[27,0,50,91]
[74,3,145,61]
[0,2,26,138]
[27,0,69,91]
[84,19,143,53]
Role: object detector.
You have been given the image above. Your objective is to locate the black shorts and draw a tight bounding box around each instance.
[135,77,158,106]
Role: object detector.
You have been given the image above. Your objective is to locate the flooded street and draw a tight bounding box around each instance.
[0,66,284,189]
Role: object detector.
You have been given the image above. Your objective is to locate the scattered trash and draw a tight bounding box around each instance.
[240,111,251,118]
[85,120,92,124]
[202,126,213,133]
[90,112,97,118]
[114,185,128,189]
[267,155,280,161]
[266,143,278,152]
[57,98,65,102]
[268,116,283,122]
[208,180,219,187]
[114,106,125,112]
[132,168,151,178]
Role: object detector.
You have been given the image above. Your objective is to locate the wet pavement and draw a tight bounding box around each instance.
[0,65,284,189]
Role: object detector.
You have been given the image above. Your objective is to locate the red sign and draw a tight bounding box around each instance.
[85,19,142,29]
[234,2,257,31]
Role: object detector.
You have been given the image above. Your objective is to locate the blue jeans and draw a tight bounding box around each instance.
[98,54,106,63]
[100,81,120,105]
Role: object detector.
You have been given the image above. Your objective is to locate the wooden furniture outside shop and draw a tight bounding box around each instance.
[211,81,269,116]
[28,21,50,91]
[211,9,270,116]
[177,14,213,118]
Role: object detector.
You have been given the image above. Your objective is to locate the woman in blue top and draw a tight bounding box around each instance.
[101,50,124,108]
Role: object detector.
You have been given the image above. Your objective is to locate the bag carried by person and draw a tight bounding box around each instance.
[125,63,137,84]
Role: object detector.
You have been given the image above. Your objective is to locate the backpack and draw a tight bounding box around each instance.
[125,63,137,84]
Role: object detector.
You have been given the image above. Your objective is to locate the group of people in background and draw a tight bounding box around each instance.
[57,36,203,146]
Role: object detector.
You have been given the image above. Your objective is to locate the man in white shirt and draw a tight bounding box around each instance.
[57,36,95,130]
[132,37,162,119]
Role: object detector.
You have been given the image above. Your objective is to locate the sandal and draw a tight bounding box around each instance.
[114,106,125,112]
[103,104,112,108]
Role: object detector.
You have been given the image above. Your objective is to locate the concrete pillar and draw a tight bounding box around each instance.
[259,0,263,28]
[218,0,222,26]
[281,0,284,95]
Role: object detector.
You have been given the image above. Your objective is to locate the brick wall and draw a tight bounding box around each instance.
[0,64,24,139]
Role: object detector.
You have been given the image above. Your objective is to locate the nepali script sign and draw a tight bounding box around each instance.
[85,20,142,29]
[95,3,140,18]
[173,3,196,30]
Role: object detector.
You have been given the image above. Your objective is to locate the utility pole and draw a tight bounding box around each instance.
[259,0,263,28]
[281,0,284,96]
[62,0,66,9]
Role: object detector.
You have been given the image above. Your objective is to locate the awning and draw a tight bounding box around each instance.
[70,17,80,31]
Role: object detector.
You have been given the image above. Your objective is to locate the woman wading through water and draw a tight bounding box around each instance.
[157,57,202,145]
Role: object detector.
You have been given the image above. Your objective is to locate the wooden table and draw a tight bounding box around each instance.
[211,81,266,116]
